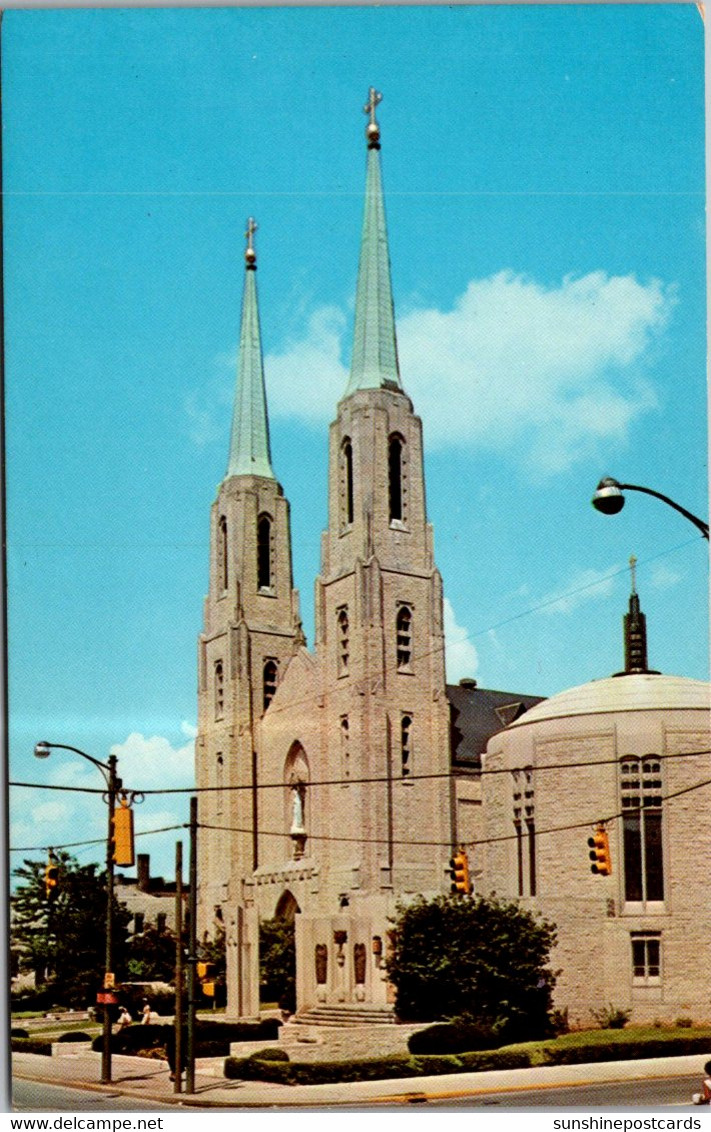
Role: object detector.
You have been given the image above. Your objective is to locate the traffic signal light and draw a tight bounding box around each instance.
[588,824,612,875]
[448,847,471,894]
[197,961,216,997]
[113,797,135,867]
[45,853,59,899]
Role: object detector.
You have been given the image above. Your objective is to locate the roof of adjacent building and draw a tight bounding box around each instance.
[505,672,710,730]
[447,682,546,769]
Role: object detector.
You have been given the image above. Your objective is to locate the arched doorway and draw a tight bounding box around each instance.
[259,890,300,1013]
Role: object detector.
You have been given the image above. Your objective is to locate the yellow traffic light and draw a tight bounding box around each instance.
[45,855,59,899]
[588,824,612,875]
[197,961,215,981]
[448,848,471,895]
[113,798,135,867]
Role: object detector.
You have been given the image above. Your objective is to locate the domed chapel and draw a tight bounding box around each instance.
[195,92,710,1026]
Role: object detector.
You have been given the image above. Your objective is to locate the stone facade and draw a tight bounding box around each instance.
[195,98,709,1027]
[480,676,711,1026]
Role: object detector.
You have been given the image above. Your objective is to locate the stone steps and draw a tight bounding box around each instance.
[292,1004,397,1027]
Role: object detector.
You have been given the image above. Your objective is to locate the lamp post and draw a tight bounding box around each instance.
[34,740,119,1084]
[592,477,709,540]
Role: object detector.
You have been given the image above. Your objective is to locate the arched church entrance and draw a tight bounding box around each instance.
[259,889,299,1014]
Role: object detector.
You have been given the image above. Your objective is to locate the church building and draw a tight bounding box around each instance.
[195,91,709,1026]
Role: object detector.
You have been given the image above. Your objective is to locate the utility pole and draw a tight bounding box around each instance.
[185,796,197,1094]
[174,841,183,1094]
[102,753,118,1085]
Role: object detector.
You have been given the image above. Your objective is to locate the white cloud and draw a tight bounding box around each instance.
[180,720,198,740]
[261,270,673,475]
[537,566,616,616]
[649,563,682,590]
[267,306,349,424]
[443,597,479,682]
[110,732,195,792]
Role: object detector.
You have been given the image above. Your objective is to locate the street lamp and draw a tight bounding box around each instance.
[592,477,709,540]
[33,740,120,1084]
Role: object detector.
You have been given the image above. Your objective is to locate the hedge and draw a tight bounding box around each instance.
[224,1047,531,1085]
[409,1022,502,1055]
[11,1038,53,1056]
[541,1033,711,1066]
[10,1028,29,1039]
[91,1019,281,1058]
[57,1031,93,1043]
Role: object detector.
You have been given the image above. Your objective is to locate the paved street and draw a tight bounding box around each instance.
[11,1050,710,1111]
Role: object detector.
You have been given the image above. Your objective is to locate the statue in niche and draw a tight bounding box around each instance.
[315,943,328,985]
[290,780,307,859]
[354,942,366,985]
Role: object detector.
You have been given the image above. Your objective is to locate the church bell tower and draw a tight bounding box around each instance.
[196,220,302,939]
[315,90,452,903]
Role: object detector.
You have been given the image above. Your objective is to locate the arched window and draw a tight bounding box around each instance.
[217,516,228,591]
[337,607,349,676]
[396,605,412,671]
[340,715,350,781]
[257,513,273,590]
[388,434,406,524]
[216,753,224,816]
[340,438,354,529]
[401,713,412,777]
[214,660,224,720]
[620,756,664,903]
[263,659,278,712]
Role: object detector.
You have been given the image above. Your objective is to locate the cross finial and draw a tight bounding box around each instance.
[245,217,258,269]
[363,87,383,148]
[629,554,637,595]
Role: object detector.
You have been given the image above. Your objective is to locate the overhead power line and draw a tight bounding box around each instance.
[10,746,711,800]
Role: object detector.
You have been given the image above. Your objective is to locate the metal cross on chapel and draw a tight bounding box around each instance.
[363,87,383,125]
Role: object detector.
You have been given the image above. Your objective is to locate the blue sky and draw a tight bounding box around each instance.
[6,5,707,882]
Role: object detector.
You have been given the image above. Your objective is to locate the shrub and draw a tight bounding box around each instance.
[224,1045,531,1085]
[408,1022,500,1055]
[91,1018,281,1058]
[10,1028,29,1038]
[253,1048,289,1062]
[591,1005,631,1030]
[676,1018,693,1029]
[541,1032,711,1066]
[57,1031,92,1043]
[387,892,556,1042]
[11,1037,53,1056]
[549,1008,570,1036]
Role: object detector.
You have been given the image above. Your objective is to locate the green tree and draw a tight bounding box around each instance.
[259,917,295,1013]
[386,893,557,1041]
[12,852,131,1008]
[126,922,179,982]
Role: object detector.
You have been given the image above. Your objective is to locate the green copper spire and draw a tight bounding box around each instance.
[226,218,276,480]
[344,88,403,397]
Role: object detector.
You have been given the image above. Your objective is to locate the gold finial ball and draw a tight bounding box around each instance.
[245,246,256,265]
[366,121,380,144]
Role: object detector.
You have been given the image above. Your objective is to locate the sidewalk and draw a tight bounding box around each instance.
[12,1050,708,1109]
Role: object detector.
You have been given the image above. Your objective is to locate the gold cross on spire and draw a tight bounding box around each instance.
[363,87,383,148]
[629,554,637,595]
[245,217,258,268]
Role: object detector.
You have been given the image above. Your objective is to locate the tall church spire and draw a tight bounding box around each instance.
[226,218,275,480]
[344,88,403,397]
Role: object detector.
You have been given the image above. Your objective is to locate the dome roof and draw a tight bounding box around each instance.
[508,673,710,729]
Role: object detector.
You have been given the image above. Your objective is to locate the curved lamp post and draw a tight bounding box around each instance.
[592,477,709,540]
[34,741,120,1084]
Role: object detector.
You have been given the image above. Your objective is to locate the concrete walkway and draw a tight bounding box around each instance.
[12,1049,709,1109]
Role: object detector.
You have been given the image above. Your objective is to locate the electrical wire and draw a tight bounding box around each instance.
[10,746,711,799]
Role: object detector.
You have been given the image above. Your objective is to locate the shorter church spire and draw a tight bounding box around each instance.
[344,88,403,397]
[226,218,275,480]
[623,555,650,674]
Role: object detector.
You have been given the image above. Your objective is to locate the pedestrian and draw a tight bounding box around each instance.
[117,1005,132,1030]
[141,1000,152,1025]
